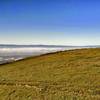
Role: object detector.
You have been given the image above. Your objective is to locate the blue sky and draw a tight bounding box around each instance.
[0,0,100,45]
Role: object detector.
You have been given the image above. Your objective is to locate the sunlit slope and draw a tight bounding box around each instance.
[0,48,100,100]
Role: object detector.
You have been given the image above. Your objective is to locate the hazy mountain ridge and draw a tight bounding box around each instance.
[0,44,99,48]
[0,44,83,48]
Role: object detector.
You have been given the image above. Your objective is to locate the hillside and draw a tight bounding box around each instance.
[0,48,100,100]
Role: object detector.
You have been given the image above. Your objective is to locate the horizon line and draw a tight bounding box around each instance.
[0,43,100,47]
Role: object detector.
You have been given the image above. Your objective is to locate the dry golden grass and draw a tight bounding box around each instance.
[0,48,100,100]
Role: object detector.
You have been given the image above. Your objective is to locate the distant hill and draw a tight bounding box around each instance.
[0,44,82,48]
[0,44,99,49]
[0,48,100,100]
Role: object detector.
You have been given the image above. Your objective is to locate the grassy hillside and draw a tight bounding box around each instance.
[0,48,100,100]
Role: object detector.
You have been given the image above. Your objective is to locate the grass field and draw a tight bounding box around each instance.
[0,48,100,100]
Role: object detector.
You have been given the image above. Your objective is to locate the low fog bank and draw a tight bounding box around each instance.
[0,46,90,64]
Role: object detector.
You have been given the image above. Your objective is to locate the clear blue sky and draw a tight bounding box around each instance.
[0,0,100,45]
